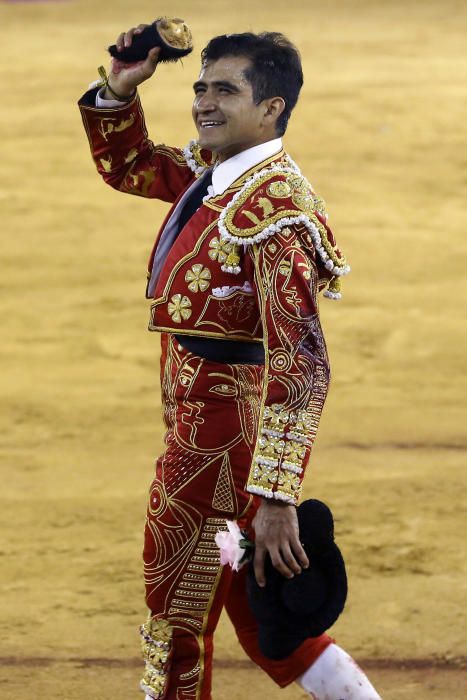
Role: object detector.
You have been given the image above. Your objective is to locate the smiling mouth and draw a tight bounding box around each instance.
[198,120,225,129]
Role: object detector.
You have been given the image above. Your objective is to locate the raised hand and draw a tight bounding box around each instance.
[105,26,161,99]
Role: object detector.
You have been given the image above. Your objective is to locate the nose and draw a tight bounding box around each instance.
[194,91,217,114]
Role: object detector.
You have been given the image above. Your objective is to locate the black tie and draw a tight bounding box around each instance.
[177,169,213,233]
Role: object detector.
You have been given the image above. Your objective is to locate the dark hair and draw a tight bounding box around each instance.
[201,32,303,136]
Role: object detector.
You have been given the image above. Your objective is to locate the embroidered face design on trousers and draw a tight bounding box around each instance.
[192,55,284,163]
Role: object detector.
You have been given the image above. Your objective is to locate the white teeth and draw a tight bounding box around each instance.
[200,121,223,127]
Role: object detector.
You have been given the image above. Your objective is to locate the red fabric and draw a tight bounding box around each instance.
[142,335,332,699]
[79,91,334,505]
[225,565,333,688]
[78,92,195,202]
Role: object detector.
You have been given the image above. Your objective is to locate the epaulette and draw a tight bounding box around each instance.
[216,158,350,299]
[182,140,217,176]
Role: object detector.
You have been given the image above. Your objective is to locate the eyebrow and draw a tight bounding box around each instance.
[192,80,240,93]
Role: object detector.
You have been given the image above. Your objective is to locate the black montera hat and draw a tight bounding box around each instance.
[108,17,193,64]
[246,499,347,660]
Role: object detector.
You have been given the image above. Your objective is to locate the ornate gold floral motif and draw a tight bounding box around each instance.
[251,463,279,490]
[257,434,285,461]
[267,180,292,198]
[286,173,315,213]
[185,264,211,293]
[290,409,312,434]
[168,294,192,323]
[263,405,290,430]
[283,440,307,464]
[208,236,231,263]
[140,617,173,699]
[277,470,301,496]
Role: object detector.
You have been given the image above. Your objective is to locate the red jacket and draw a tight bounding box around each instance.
[79,89,350,504]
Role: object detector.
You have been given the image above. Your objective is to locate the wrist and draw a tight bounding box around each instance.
[105,79,136,101]
[97,66,136,102]
[260,496,290,507]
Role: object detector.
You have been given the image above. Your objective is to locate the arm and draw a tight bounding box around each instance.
[246,224,331,583]
[78,28,195,202]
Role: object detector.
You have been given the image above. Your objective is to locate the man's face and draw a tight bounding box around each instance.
[192,56,272,162]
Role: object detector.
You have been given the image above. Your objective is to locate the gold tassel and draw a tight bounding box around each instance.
[221,244,241,274]
[323,276,342,300]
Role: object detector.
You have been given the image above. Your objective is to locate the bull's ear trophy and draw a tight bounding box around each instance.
[107,17,193,64]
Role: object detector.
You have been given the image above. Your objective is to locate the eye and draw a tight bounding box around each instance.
[179,373,193,387]
[209,383,237,397]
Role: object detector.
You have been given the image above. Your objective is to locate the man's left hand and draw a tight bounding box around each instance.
[252,499,309,587]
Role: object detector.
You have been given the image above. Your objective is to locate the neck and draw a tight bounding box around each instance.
[216,136,278,163]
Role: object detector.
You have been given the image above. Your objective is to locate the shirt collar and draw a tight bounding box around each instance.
[210,138,283,195]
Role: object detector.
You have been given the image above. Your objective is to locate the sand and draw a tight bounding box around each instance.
[1,0,466,697]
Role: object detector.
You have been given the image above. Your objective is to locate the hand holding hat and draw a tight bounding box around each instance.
[246,499,348,660]
[108,17,193,64]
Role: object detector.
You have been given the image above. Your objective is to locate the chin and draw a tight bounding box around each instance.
[197,135,219,151]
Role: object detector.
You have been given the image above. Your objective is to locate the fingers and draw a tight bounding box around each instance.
[148,46,161,61]
[291,536,309,570]
[116,24,149,52]
[116,32,126,52]
[281,542,303,576]
[269,544,299,579]
[146,46,161,68]
[253,546,267,588]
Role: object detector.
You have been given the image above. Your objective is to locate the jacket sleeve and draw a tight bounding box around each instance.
[78,87,194,202]
[245,223,331,505]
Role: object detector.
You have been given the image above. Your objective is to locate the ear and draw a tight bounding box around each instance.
[262,96,285,129]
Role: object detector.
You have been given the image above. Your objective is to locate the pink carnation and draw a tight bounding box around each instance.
[215,520,248,571]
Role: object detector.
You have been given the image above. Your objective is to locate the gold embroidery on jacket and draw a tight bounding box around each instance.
[124,148,138,164]
[208,236,232,263]
[99,155,112,173]
[98,114,135,141]
[127,168,156,196]
[168,294,192,323]
[184,264,211,293]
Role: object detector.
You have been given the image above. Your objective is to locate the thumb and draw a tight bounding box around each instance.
[145,46,161,70]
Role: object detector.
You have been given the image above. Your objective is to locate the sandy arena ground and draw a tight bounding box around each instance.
[1,0,466,697]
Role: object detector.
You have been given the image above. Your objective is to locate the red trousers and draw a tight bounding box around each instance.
[141,334,332,699]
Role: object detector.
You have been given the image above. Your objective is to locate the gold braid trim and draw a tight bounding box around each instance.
[215,163,350,295]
